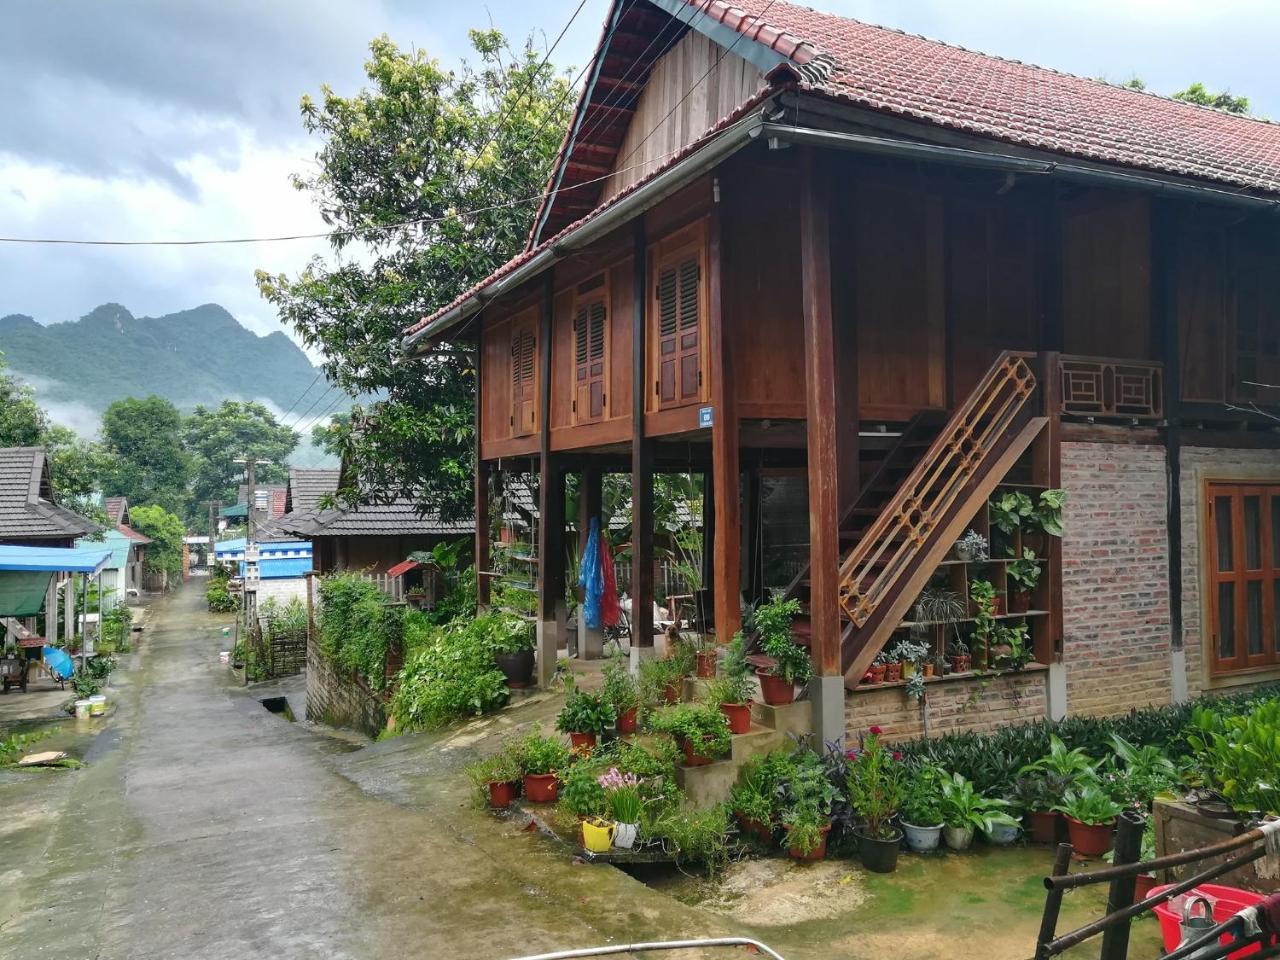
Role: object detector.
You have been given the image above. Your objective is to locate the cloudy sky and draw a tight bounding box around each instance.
[1,0,1274,348]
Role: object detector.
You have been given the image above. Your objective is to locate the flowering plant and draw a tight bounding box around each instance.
[845,727,903,839]
[597,767,643,823]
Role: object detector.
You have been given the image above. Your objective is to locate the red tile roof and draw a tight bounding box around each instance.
[117,523,152,544]
[406,0,1280,340]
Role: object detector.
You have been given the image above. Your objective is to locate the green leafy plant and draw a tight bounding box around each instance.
[205,582,237,613]
[465,747,521,789]
[69,670,103,699]
[939,771,1019,832]
[389,620,509,731]
[887,639,930,665]
[555,685,616,736]
[705,631,754,705]
[753,597,812,686]
[900,761,946,826]
[846,727,904,839]
[1102,734,1180,810]
[601,653,640,715]
[969,578,997,664]
[993,620,1032,670]
[990,491,1034,536]
[1019,734,1099,779]
[1054,782,1124,825]
[781,804,828,856]
[1187,699,1280,816]
[648,703,731,759]
[597,767,643,823]
[475,611,535,654]
[1008,549,1042,591]
[956,529,989,562]
[516,730,570,777]
[650,805,731,874]
[638,655,687,704]
[1034,489,1067,538]
[0,730,49,766]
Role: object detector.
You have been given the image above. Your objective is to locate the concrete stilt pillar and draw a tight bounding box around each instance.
[809,675,846,749]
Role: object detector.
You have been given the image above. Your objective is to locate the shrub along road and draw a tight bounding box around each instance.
[0,582,728,960]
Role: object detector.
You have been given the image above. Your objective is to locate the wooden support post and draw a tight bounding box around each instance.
[578,465,604,660]
[537,273,564,685]
[1034,350,1063,666]
[476,458,491,609]
[631,220,655,650]
[744,465,763,605]
[800,148,844,745]
[708,190,742,642]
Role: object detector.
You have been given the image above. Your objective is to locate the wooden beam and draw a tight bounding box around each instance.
[630,221,656,648]
[537,273,564,685]
[474,336,491,609]
[800,149,842,678]
[1034,352,1063,665]
[1154,199,1185,658]
[708,188,742,642]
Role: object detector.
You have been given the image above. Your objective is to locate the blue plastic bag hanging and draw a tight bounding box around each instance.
[579,516,604,629]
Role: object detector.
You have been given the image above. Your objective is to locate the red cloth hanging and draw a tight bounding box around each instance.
[599,531,621,628]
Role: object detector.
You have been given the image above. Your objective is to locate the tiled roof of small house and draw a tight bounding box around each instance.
[0,447,99,542]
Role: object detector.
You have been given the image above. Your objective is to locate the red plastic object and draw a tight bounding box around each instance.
[1150,884,1267,960]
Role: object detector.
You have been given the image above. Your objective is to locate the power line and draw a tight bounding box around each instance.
[285,382,342,432]
[274,369,326,427]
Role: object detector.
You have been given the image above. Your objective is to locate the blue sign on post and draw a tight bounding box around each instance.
[698,406,714,428]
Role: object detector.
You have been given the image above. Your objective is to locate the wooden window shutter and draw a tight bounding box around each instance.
[574,298,607,422]
[510,319,536,437]
[654,249,702,408]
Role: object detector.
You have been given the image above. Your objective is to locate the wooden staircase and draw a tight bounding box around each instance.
[837,352,1046,686]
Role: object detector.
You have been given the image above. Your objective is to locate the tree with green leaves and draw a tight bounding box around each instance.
[1172,82,1249,115]
[182,400,298,519]
[256,31,573,520]
[0,351,49,447]
[100,396,191,514]
[128,504,186,586]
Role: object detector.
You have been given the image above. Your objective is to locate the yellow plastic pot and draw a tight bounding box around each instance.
[581,818,616,853]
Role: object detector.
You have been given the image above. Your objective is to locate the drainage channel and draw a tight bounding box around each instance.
[259,696,296,722]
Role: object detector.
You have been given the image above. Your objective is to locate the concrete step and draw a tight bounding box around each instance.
[674,757,739,808]
[750,700,812,737]
[730,723,791,764]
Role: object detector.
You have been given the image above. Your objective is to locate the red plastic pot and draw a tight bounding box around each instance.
[884,661,903,683]
[616,707,638,734]
[487,780,518,809]
[869,663,887,684]
[719,701,751,734]
[950,655,972,674]
[523,773,559,804]
[681,737,717,767]
[661,681,682,705]
[784,823,832,861]
[1027,810,1059,844]
[695,650,717,679]
[735,810,772,842]
[568,731,598,751]
[1133,872,1158,903]
[755,669,794,705]
[1065,815,1115,858]
[1008,590,1031,614]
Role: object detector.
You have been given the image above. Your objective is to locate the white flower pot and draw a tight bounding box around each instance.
[902,821,943,852]
[986,821,1020,845]
[613,822,638,850]
[944,825,974,850]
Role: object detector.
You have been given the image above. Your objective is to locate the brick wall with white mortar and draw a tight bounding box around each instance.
[845,670,1046,743]
[1060,441,1173,716]
[1179,446,1280,698]
[305,634,386,737]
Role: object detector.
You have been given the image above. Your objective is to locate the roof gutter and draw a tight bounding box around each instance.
[405,110,768,353]
[760,122,1280,215]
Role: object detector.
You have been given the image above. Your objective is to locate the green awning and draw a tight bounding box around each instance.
[0,571,54,617]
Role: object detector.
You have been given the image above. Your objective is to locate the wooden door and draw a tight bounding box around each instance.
[510,312,537,437]
[573,277,608,422]
[1205,482,1280,675]
[653,247,704,408]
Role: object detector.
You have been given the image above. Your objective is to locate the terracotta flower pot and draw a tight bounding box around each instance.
[681,736,717,767]
[869,663,887,684]
[487,780,518,809]
[568,731,598,751]
[661,681,682,705]
[522,772,559,804]
[1134,872,1158,902]
[950,654,971,673]
[992,596,1007,616]
[923,661,936,678]
[719,701,752,734]
[735,811,772,843]
[1027,810,1059,844]
[884,661,903,683]
[1065,816,1115,858]
[616,707,639,734]
[695,650,717,679]
[755,669,795,705]
[1008,590,1031,614]
[784,823,832,861]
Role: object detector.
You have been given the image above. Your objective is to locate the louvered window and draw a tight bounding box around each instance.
[1205,482,1280,676]
[510,316,537,437]
[573,289,607,422]
[653,247,703,409]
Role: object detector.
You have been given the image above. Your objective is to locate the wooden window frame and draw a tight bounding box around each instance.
[509,307,539,438]
[571,273,610,425]
[1204,479,1280,678]
[647,220,709,413]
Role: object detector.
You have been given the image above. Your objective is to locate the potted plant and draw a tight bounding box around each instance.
[555,683,616,750]
[486,612,537,689]
[779,755,838,861]
[730,757,781,843]
[781,803,831,861]
[890,639,930,679]
[969,579,997,669]
[993,621,1032,671]
[989,490,1034,554]
[955,529,990,562]
[1012,774,1066,844]
[597,767,644,849]
[649,703,731,766]
[1007,549,1041,613]
[1054,783,1123,857]
[900,761,947,852]
[703,631,754,734]
[845,726,904,871]
[466,748,522,810]
[869,652,889,684]
[948,639,971,674]
[639,654,687,706]
[1019,737,1099,840]
[939,771,1018,850]
[516,730,571,804]
[690,634,718,679]
[1024,489,1066,555]
[752,597,811,705]
[602,654,641,734]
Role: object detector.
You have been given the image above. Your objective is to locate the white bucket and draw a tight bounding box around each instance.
[88,694,106,716]
[218,651,230,663]
[74,699,91,719]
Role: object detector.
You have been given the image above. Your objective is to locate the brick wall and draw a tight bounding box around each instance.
[1060,441,1172,716]
[1179,446,1280,698]
[305,634,386,737]
[845,670,1047,743]
[251,577,308,607]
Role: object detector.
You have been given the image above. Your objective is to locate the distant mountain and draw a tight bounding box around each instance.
[0,302,326,416]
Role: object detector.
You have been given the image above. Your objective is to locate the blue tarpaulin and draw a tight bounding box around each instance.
[0,544,112,574]
[43,646,73,680]
[578,517,603,629]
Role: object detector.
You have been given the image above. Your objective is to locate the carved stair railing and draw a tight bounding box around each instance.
[838,352,1046,685]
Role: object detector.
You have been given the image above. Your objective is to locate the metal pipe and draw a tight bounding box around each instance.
[1035,843,1075,960]
[505,937,787,960]
[758,123,1280,215]
[1041,844,1268,957]
[1046,823,1270,890]
[1099,809,1146,960]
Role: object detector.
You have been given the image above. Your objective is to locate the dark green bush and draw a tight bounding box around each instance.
[317,573,404,691]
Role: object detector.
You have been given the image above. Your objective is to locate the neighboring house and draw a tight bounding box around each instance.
[76,496,150,607]
[402,0,1280,744]
[0,447,98,548]
[236,483,288,523]
[283,467,341,516]
[214,537,313,580]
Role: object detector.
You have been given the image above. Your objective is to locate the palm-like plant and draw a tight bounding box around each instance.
[939,772,1019,833]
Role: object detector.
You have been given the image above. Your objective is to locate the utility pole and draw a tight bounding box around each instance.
[207,500,220,570]
[232,457,270,627]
